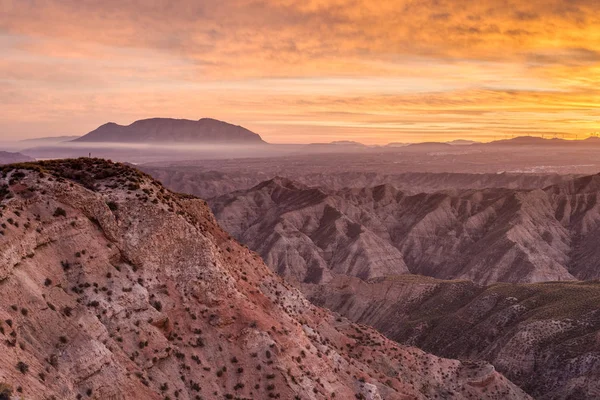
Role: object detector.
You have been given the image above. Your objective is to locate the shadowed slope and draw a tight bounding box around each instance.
[212,175,600,285]
[305,275,600,399]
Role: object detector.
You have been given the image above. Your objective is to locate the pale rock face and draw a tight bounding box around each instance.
[211,174,600,285]
[0,159,529,399]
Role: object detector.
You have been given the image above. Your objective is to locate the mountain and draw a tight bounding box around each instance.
[0,159,527,399]
[210,174,600,285]
[73,118,266,144]
[402,142,453,150]
[0,151,34,165]
[447,139,478,145]
[211,177,409,284]
[485,136,567,146]
[385,142,408,148]
[482,136,600,147]
[19,136,81,144]
[329,141,368,146]
[305,275,600,399]
[299,141,370,154]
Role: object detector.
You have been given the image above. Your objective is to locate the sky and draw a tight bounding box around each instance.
[1,0,600,144]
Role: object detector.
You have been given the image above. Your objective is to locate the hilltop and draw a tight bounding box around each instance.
[0,159,526,399]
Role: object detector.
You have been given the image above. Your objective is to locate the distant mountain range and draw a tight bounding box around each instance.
[73,117,266,144]
[13,122,600,150]
[19,135,80,144]
[142,167,580,199]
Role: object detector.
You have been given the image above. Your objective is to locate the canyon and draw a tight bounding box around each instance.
[210,174,600,285]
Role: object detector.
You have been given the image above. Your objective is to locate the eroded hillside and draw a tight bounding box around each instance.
[305,275,600,399]
[211,175,600,285]
[0,159,528,399]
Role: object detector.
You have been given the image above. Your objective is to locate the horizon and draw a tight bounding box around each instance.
[3,116,600,146]
[2,1,600,144]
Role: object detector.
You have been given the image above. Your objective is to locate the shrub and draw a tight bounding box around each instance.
[106,201,118,211]
[53,207,67,217]
[0,383,12,400]
[16,361,29,374]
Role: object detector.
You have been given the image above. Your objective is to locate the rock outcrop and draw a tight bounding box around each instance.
[0,159,527,399]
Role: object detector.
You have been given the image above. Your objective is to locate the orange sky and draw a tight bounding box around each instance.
[1,0,600,144]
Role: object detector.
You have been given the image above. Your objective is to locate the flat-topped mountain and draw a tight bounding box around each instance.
[73,118,266,144]
[0,159,526,399]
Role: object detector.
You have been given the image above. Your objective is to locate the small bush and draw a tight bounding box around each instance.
[0,383,12,400]
[53,207,67,217]
[16,361,29,374]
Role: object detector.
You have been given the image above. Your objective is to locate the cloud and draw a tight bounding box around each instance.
[1,0,600,142]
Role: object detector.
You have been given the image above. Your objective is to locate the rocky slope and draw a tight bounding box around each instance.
[210,174,600,285]
[305,275,600,399]
[0,159,527,399]
[0,152,34,165]
[73,118,265,144]
[211,178,409,284]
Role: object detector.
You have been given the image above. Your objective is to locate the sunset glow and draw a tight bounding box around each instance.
[2,0,600,143]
